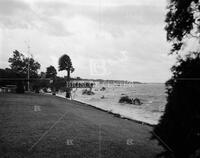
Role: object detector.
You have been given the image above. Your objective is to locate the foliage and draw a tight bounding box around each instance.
[58,54,74,76]
[165,0,200,54]
[1,50,40,92]
[45,65,57,94]
[54,77,66,91]
[58,54,74,98]
[153,1,200,158]
[153,53,200,158]
[8,50,26,74]
[8,50,40,78]
[24,58,41,78]
[0,68,25,93]
[0,68,21,86]
[31,79,49,93]
[46,65,57,79]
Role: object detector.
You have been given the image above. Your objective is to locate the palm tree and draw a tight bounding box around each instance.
[58,54,74,98]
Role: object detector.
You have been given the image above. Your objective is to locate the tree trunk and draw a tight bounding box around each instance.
[66,70,71,98]
[67,70,70,81]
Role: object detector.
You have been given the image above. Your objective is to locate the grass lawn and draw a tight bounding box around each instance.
[0,93,163,158]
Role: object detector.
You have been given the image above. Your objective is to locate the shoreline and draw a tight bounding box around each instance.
[53,93,155,127]
[72,99,155,127]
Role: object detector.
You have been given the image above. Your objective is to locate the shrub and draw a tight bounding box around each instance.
[152,53,200,158]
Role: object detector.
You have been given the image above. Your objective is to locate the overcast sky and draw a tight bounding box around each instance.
[0,0,175,82]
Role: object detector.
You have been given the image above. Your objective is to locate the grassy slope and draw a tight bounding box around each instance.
[0,93,163,158]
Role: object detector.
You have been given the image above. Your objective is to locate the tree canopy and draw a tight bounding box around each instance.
[8,50,40,78]
[153,1,200,158]
[46,65,57,79]
[58,54,74,98]
[58,54,74,73]
[165,0,200,54]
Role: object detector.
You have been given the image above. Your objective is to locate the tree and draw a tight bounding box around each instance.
[23,57,41,78]
[46,65,57,78]
[8,50,26,75]
[8,50,41,78]
[54,76,66,92]
[58,54,74,98]
[46,65,57,95]
[8,50,41,91]
[165,0,199,54]
[153,53,200,158]
[153,1,200,158]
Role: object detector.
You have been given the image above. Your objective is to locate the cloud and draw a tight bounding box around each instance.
[0,0,71,36]
[0,0,173,82]
[28,0,165,7]
[0,0,30,15]
[36,2,164,24]
[0,0,165,37]
[95,5,164,25]
[0,0,32,29]
[33,1,165,38]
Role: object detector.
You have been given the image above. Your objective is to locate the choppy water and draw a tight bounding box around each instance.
[57,83,166,125]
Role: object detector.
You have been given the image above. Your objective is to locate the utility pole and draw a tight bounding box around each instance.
[25,41,30,92]
[28,45,30,91]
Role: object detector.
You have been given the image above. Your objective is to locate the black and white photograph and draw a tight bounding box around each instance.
[0,0,200,157]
